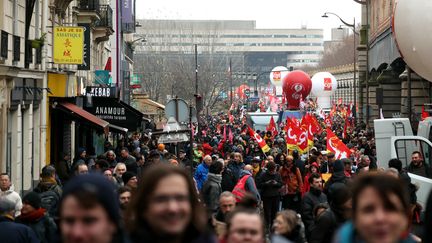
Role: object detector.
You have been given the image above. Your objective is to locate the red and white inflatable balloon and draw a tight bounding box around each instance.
[282,70,312,110]
[393,0,432,81]
[311,72,338,109]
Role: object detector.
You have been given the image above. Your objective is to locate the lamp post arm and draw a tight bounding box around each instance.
[325,12,355,28]
[353,0,367,5]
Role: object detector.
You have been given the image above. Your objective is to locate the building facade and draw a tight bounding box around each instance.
[357,0,431,125]
[0,0,137,194]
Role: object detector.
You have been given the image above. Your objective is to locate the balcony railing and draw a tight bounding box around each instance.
[78,0,100,15]
[95,5,113,29]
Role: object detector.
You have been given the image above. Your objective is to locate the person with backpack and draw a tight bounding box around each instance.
[33,165,62,218]
[16,192,58,243]
[232,164,261,203]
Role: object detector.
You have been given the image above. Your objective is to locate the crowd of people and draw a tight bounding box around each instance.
[0,108,432,243]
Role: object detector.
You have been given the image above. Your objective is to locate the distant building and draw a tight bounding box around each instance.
[134,19,323,72]
[324,28,350,55]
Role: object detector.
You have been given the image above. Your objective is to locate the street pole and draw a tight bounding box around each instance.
[229,58,233,105]
[189,104,194,174]
[195,44,198,95]
[194,44,199,138]
[353,17,357,124]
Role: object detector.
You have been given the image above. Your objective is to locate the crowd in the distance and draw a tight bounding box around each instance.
[1,109,432,243]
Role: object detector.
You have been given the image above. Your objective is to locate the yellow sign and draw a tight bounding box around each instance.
[53,26,84,64]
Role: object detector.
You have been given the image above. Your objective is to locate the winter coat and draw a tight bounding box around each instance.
[194,162,209,190]
[301,187,328,235]
[16,211,57,243]
[238,170,261,202]
[221,167,237,192]
[0,216,39,243]
[0,186,22,216]
[323,172,347,202]
[308,206,346,243]
[257,171,283,198]
[33,180,62,217]
[333,221,417,243]
[56,159,71,183]
[227,160,245,181]
[279,166,303,195]
[201,173,222,215]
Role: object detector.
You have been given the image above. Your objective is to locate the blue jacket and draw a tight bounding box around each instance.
[239,170,261,202]
[194,162,209,190]
[334,221,417,243]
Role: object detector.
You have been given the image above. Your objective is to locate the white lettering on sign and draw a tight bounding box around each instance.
[95,107,125,116]
[87,87,112,97]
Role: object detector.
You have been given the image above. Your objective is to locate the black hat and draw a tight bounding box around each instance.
[23,191,41,209]
[62,174,120,226]
[122,171,137,185]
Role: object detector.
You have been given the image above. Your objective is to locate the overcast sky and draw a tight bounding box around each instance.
[136,0,362,40]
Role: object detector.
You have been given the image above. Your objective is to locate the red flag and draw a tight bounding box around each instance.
[347,103,352,118]
[342,118,348,139]
[228,127,234,143]
[286,118,299,151]
[229,113,234,123]
[422,105,429,120]
[267,116,278,137]
[223,125,227,141]
[248,127,270,153]
[325,114,332,128]
[327,128,351,159]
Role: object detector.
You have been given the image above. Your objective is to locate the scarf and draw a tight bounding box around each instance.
[19,208,46,222]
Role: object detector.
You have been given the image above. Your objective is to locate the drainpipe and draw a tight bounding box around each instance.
[40,0,48,172]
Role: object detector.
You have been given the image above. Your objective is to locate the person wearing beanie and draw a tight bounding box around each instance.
[324,160,349,198]
[59,174,128,243]
[309,184,352,243]
[16,192,58,243]
[122,171,138,189]
[0,198,39,243]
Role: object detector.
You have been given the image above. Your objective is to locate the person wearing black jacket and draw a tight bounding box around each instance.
[257,161,283,230]
[16,192,58,243]
[309,183,352,243]
[301,173,328,239]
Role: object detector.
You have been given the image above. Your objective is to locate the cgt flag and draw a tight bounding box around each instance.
[326,128,351,159]
[267,116,278,137]
[248,126,271,153]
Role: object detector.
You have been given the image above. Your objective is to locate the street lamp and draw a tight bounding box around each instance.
[322,12,357,119]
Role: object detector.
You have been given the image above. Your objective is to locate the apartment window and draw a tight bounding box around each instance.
[13,35,20,61]
[1,31,8,59]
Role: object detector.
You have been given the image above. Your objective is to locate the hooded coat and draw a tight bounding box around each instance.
[201,173,222,215]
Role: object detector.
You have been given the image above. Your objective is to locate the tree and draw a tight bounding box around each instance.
[318,33,359,68]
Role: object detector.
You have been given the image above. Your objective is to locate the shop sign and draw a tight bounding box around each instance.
[53,26,84,64]
[85,97,142,131]
[85,86,118,98]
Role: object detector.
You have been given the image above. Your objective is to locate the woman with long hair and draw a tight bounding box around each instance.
[126,164,216,243]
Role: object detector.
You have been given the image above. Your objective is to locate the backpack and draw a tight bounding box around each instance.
[232,175,251,202]
[39,189,60,217]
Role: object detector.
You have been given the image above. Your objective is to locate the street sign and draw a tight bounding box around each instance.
[165,98,197,123]
[158,117,189,144]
